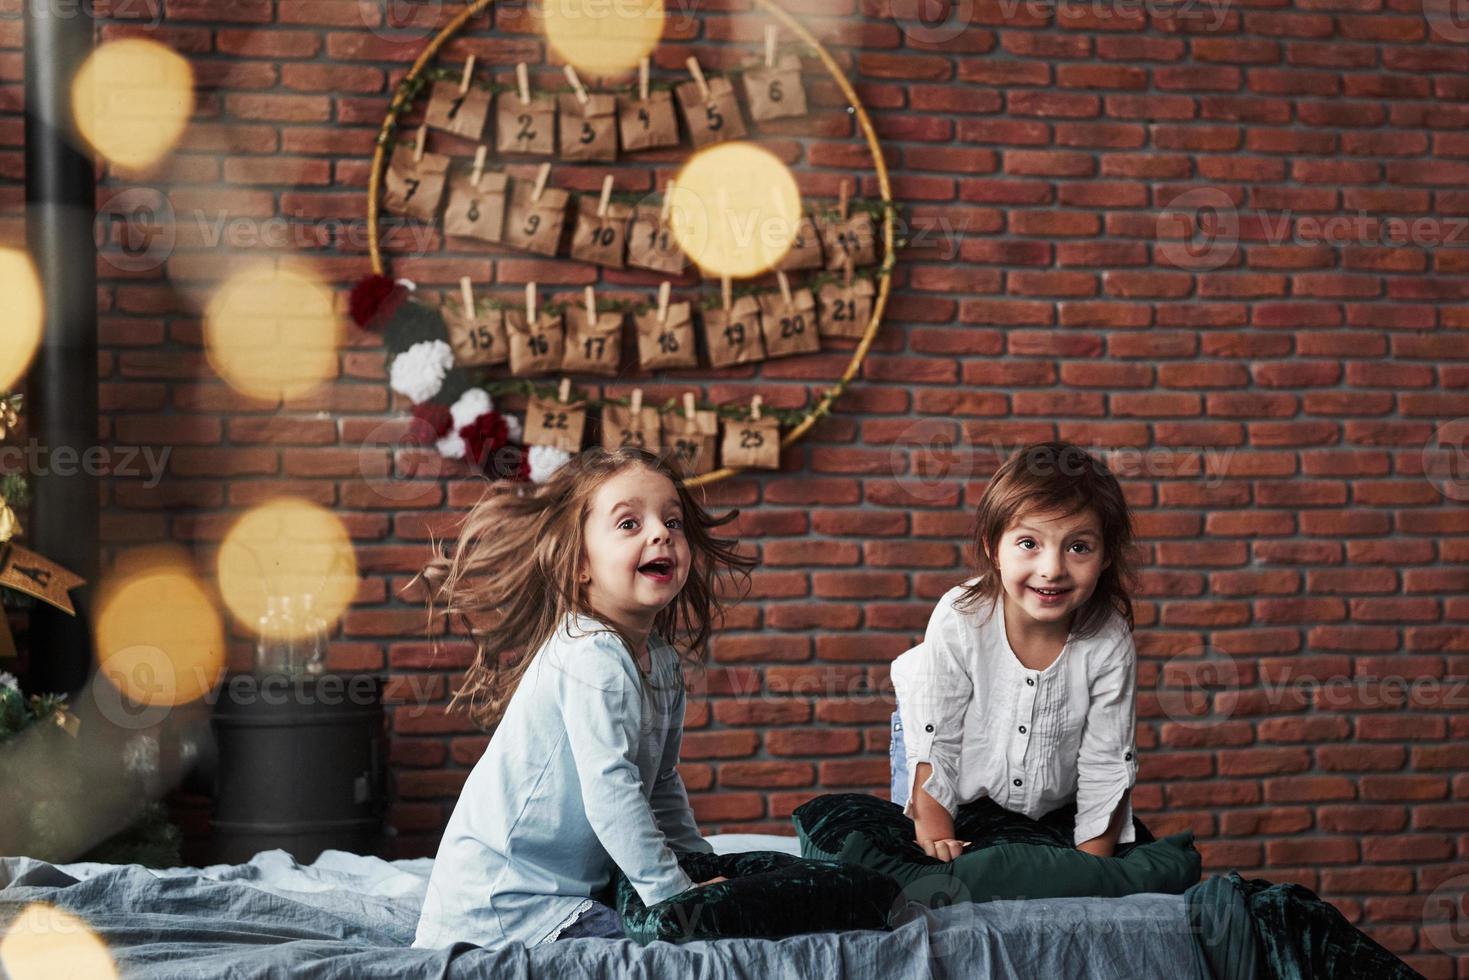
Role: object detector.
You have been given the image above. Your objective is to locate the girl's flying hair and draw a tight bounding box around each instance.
[957,440,1137,638]
[414,447,753,728]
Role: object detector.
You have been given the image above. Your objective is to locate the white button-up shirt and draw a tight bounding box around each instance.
[891,582,1139,847]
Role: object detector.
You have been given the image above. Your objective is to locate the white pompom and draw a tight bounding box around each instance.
[504,414,523,444]
[528,445,572,483]
[436,431,466,460]
[449,387,493,431]
[388,340,453,404]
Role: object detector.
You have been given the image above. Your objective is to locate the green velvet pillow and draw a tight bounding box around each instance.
[610,848,903,945]
[793,793,1201,906]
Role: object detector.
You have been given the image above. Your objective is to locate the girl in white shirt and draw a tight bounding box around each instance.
[891,441,1141,863]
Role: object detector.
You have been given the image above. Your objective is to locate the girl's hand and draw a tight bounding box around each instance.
[917,836,970,862]
[695,875,728,887]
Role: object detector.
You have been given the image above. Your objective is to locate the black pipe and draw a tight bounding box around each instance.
[23,1,99,696]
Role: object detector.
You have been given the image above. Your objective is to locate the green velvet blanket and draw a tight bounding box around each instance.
[1187,871,1426,980]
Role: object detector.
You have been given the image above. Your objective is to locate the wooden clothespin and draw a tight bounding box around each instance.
[765,26,777,69]
[638,57,650,102]
[683,391,696,422]
[584,284,597,321]
[656,281,671,325]
[516,62,532,105]
[459,54,476,95]
[750,394,762,421]
[597,174,613,219]
[661,178,676,223]
[843,251,854,287]
[413,123,427,162]
[563,64,590,106]
[686,56,710,102]
[531,162,551,203]
[471,145,487,186]
[777,271,794,312]
[630,388,643,418]
[838,180,850,221]
[721,275,732,314]
[526,281,538,323]
[558,377,571,404]
[460,276,476,321]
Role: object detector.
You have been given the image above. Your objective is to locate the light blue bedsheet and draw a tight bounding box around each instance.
[0,835,1208,979]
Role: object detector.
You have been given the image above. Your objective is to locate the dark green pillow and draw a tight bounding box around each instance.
[610,848,903,945]
[793,793,1201,906]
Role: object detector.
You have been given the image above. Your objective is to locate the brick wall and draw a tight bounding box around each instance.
[3,0,1469,971]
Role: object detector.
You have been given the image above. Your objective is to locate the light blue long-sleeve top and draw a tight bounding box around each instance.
[412,613,712,950]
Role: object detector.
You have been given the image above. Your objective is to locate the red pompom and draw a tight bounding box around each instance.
[512,446,532,482]
[408,403,453,443]
[460,411,510,475]
[349,274,407,330]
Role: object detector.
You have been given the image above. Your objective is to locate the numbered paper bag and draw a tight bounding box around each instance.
[775,215,824,272]
[635,301,697,371]
[496,93,557,156]
[383,143,450,222]
[758,288,821,359]
[627,205,688,275]
[601,403,660,453]
[562,307,623,377]
[558,93,618,162]
[425,79,492,140]
[525,395,586,453]
[741,54,807,123]
[618,92,679,152]
[817,277,875,340]
[505,310,565,376]
[820,211,879,270]
[702,296,765,369]
[675,77,746,148]
[443,170,508,244]
[720,415,780,470]
[503,181,569,257]
[444,304,508,367]
[569,198,631,268]
[664,409,718,477]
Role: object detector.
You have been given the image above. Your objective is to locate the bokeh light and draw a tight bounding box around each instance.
[203,261,341,401]
[0,247,43,391]
[71,39,193,174]
[0,904,117,980]
[95,546,225,709]
[543,0,665,78]
[216,497,359,639]
[669,143,802,278]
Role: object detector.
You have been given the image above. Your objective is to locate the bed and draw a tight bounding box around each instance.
[0,834,1213,979]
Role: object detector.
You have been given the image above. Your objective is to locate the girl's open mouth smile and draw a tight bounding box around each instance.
[1029,585,1071,604]
[638,558,674,583]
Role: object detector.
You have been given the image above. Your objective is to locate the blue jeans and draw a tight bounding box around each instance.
[554,900,626,941]
[889,709,910,808]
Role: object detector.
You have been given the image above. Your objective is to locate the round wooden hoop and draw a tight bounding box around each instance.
[366,0,895,488]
